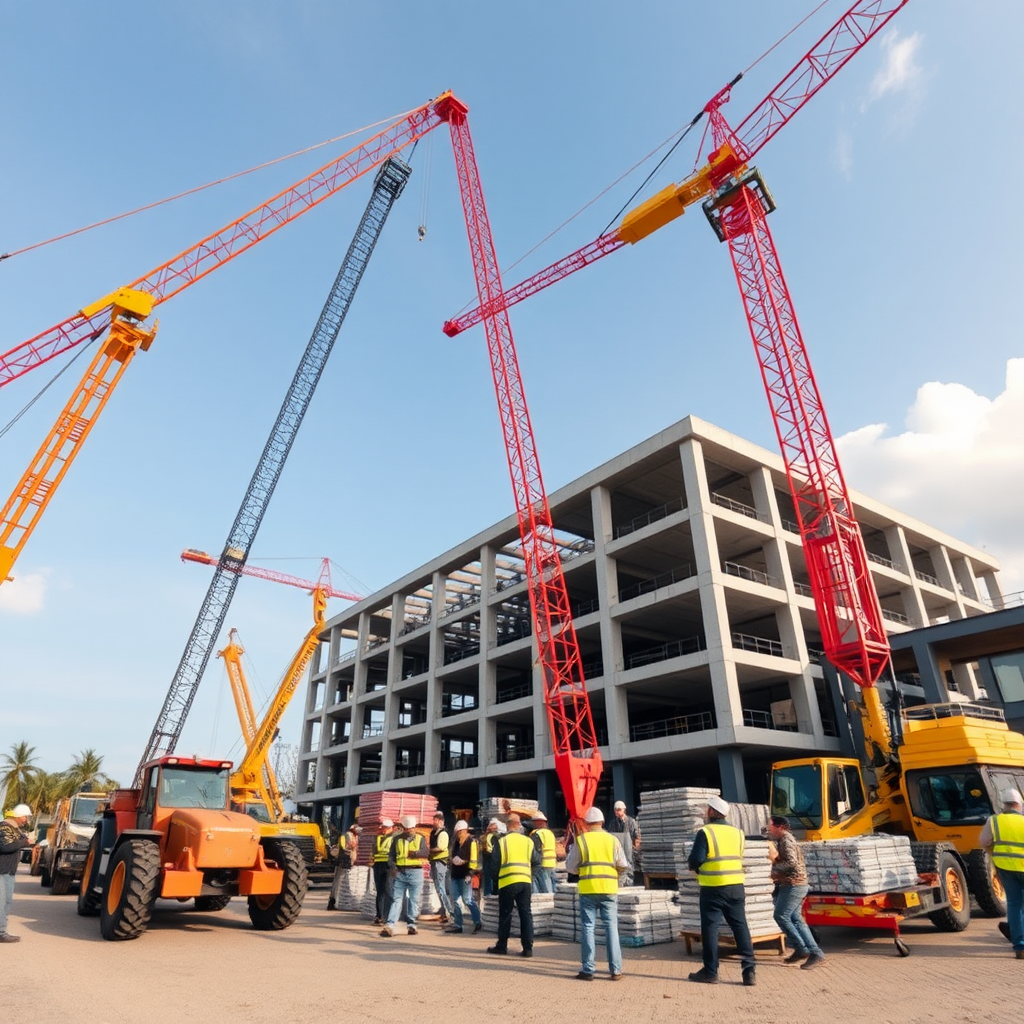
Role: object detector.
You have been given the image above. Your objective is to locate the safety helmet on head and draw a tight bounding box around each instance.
[613,800,626,811]
[495,821,508,834]
[380,818,394,828]
[584,807,604,824]
[1000,787,1024,806]
[400,814,417,829]
[707,795,730,816]
[11,803,31,818]
[454,820,469,831]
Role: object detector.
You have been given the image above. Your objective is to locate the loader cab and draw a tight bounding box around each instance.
[770,757,868,840]
[135,756,233,830]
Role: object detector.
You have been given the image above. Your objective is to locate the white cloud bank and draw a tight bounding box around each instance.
[0,569,48,614]
[869,28,923,102]
[837,358,1024,597]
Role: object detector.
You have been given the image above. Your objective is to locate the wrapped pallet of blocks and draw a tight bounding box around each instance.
[802,834,919,894]
[353,791,439,866]
[336,865,372,911]
[551,884,678,947]
[480,892,555,936]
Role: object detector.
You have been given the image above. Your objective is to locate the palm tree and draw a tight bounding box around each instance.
[64,749,108,793]
[26,771,68,817]
[1,741,39,807]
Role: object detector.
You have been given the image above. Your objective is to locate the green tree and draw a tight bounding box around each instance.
[1,741,39,807]
[26,771,69,817]
[65,749,107,793]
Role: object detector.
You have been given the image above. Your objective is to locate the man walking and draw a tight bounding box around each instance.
[686,794,756,986]
[487,816,540,957]
[381,815,428,937]
[608,800,641,887]
[445,820,482,934]
[767,814,825,969]
[982,787,1024,959]
[566,806,628,980]
[372,818,398,925]
[429,810,455,925]
[0,804,33,943]
[529,810,557,893]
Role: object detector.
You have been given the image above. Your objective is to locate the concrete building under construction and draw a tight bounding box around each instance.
[297,416,1005,826]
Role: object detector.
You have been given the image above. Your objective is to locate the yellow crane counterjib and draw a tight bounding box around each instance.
[80,286,155,322]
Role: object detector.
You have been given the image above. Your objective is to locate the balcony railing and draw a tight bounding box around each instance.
[581,658,604,680]
[442,698,479,717]
[624,635,704,669]
[630,710,715,741]
[400,613,432,635]
[439,591,482,619]
[618,563,696,602]
[496,618,532,646]
[573,597,600,617]
[496,682,532,704]
[393,764,425,779]
[915,568,940,586]
[867,551,900,571]
[881,608,910,625]
[722,561,777,588]
[440,754,480,772]
[731,633,784,658]
[494,570,526,593]
[496,744,534,764]
[361,724,385,739]
[793,581,814,598]
[357,768,381,785]
[711,492,769,524]
[807,647,825,665]
[614,496,686,538]
[443,642,480,665]
[742,707,797,731]
[561,537,596,563]
[333,649,357,665]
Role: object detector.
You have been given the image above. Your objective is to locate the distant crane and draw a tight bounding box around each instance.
[181,550,362,603]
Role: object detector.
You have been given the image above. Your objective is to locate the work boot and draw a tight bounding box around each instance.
[687,968,719,984]
[444,926,463,933]
[998,921,1012,942]
[0,934,20,943]
[473,922,483,933]
[742,968,757,986]
[800,953,825,970]
[373,917,382,926]
[407,926,418,935]
[379,925,393,937]
[1015,950,1024,960]
[487,945,508,955]
[783,950,808,964]
[326,898,336,911]
[521,948,533,958]
[575,972,594,981]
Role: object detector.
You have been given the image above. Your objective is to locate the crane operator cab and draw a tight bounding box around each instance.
[770,758,869,840]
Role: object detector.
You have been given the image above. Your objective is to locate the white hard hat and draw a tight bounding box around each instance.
[584,807,604,824]
[380,818,394,828]
[495,821,507,834]
[400,814,417,829]
[454,820,469,831]
[1000,787,1024,806]
[11,803,31,817]
[487,818,501,828]
[613,800,626,810]
[707,795,730,816]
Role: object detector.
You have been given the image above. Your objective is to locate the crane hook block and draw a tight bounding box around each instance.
[80,286,155,322]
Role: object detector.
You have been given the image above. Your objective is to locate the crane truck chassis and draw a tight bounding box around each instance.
[77,755,307,940]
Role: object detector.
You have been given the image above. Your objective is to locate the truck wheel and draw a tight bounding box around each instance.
[99,839,160,941]
[50,869,72,896]
[247,839,307,931]
[194,895,232,912]
[77,833,103,917]
[928,850,971,932]
[40,850,53,888]
[966,849,1006,917]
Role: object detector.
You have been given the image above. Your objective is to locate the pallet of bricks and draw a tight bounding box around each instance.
[349,791,443,918]
[552,884,680,947]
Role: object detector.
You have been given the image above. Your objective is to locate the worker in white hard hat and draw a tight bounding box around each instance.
[445,820,482,934]
[327,822,362,910]
[381,814,429,937]
[429,810,455,926]
[481,818,503,896]
[0,804,34,942]
[981,786,1024,958]
[487,816,541,958]
[565,805,629,980]
[686,794,756,986]
[372,819,399,925]
[528,811,557,893]
[608,800,641,886]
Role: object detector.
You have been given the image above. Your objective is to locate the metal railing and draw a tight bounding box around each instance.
[867,551,900,570]
[731,633,784,658]
[722,561,776,588]
[615,496,686,538]
[496,744,535,764]
[393,764,424,779]
[442,697,479,717]
[561,537,596,562]
[333,649,357,665]
[440,754,479,772]
[581,658,604,680]
[618,563,696,602]
[711,492,769,523]
[625,635,704,669]
[439,591,482,619]
[357,768,381,785]
[361,724,385,739]
[807,647,825,665]
[793,581,814,598]
[903,702,1005,724]
[742,707,797,731]
[915,568,940,586]
[630,710,715,741]
[573,597,600,617]
[443,642,480,665]
[780,517,800,534]
[494,570,526,593]
[496,618,532,646]
[881,608,910,625]
[496,682,532,704]
[399,613,432,636]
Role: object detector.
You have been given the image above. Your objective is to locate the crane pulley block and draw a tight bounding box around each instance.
[702,167,777,243]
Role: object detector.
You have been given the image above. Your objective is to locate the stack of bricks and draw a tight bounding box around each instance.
[480,892,555,935]
[551,884,678,946]
[802,834,919,894]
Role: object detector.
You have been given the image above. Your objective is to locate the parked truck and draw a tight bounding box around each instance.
[40,791,105,894]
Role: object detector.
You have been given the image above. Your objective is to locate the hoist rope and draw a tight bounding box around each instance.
[742,0,833,75]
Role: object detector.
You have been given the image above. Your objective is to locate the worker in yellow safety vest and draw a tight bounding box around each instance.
[686,794,756,986]
[381,815,428,937]
[982,786,1024,958]
[486,820,541,957]
[327,822,361,910]
[529,810,557,893]
[371,818,398,925]
[565,806,629,980]
[429,810,455,925]
[444,820,482,934]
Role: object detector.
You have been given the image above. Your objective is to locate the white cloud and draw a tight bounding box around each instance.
[833,128,853,180]
[837,358,1024,597]
[869,28,924,101]
[0,570,48,614]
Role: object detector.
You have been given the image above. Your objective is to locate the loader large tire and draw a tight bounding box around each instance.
[100,839,160,941]
[928,849,971,932]
[966,849,1006,917]
[194,894,232,912]
[247,839,307,931]
[77,832,102,917]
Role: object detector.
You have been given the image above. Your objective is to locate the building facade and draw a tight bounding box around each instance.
[298,416,1003,826]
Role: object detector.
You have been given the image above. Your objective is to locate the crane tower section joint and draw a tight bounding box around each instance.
[703,167,777,243]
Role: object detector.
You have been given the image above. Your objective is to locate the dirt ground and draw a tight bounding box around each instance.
[0,870,1018,1024]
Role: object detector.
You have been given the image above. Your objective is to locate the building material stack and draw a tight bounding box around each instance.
[354,791,439,865]
[551,883,677,946]
[479,892,555,935]
[477,796,540,827]
[636,787,720,875]
[336,865,372,911]
[802,834,919,894]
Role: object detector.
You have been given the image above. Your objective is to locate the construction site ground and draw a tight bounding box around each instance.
[2,871,1016,1024]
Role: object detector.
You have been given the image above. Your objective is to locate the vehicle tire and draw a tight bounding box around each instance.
[194,895,232,912]
[77,833,103,917]
[50,869,72,896]
[40,852,53,888]
[928,849,971,932]
[247,839,307,931]
[99,839,160,941]
[29,848,43,877]
[966,849,1006,917]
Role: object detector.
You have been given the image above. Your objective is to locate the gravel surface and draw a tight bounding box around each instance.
[0,871,1018,1024]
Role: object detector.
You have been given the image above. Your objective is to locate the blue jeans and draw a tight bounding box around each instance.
[699,884,755,975]
[773,883,822,956]
[431,861,454,917]
[998,868,1024,952]
[532,867,557,893]
[449,875,480,928]
[0,873,15,936]
[579,893,622,976]
[386,867,424,929]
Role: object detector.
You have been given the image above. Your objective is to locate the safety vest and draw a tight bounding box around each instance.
[696,823,745,887]
[393,834,425,868]
[497,832,534,888]
[531,827,556,869]
[991,812,1024,873]
[429,826,450,862]
[576,830,620,895]
[373,832,394,864]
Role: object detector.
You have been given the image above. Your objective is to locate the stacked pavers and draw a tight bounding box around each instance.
[479,892,555,935]
[802,834,918,894]
[551,884,678,946]
[337,864,372,911]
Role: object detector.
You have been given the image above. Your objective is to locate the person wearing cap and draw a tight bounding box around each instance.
[429,810,455,925]
[686,794,756,986]
[445,820,482,934]
[565,805,629,980]
[372,819,399,925]
[381,815,429,937]
[481,819,504,897]
[981,786,1024,958]
[0,804,34,943]
[327,822,362,910]
[608,800,641,886]
[767,815,825,969]
[529,811,557,893]
[487,816,541,957]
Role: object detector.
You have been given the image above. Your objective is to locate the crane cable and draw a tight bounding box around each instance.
[0,103,430,264]
[417,131,433,241]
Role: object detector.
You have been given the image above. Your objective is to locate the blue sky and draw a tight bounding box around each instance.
[2,1,1022,786]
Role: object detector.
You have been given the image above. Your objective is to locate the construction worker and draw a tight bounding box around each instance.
[0,804,34,943]
[981,786,1024,959]
[372,818,398,925]
[381,815,428,937]
[565,806,628,980]
[327,822,360,910]
[429,810,455,925]
[686,795,756,986]
[481,818,503,897]
[608,800,641,886]
[445,820,482,933]
[487,816,541,957]
[529,810,557,893]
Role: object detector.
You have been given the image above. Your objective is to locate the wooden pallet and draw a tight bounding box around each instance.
[679,930,787,957]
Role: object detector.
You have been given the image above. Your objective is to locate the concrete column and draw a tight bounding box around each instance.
[611,761,636,814]
[886,524,928,626]
[981,570,1004,608]
[478,777,500,804]
[591,485,623,675]
[930,544,966,620]
[717,748,748,803]
[952,555,980,602]
[910,637,949,703]
[537,770,558,818]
